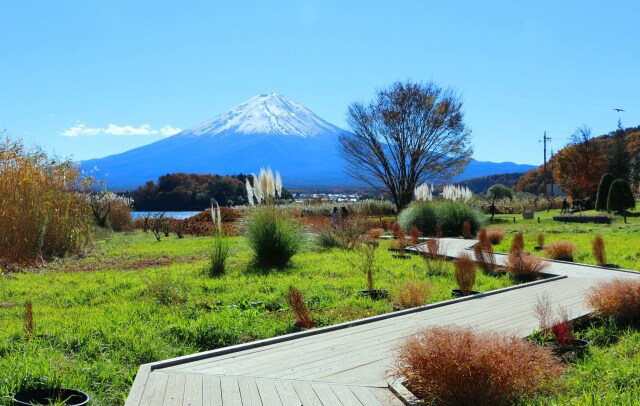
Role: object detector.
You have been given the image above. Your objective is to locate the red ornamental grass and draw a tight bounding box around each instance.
[510,232,525,253]
[462,220,471,239]
[544,241,576,261]
[410,226,421,245]
[454,253,476,295]
[392,279,432,309]
[486,228,505,245]
[505,250,549,276]
[286,286,314,328]
[592,235,606,266]
[393,327,565,406]
[586,279,640,324]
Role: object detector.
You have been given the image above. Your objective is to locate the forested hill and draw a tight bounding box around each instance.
[126,173,250,211]
[454,172,524,194]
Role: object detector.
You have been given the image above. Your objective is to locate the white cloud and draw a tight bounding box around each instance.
[61,123,101,137]
[160,125,182,136]
[61,122,181,137]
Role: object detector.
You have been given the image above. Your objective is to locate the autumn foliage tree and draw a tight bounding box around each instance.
[340,81,473,211]
[554,126,606,199]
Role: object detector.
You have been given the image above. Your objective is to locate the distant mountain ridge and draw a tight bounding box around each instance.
[81,93,536,191]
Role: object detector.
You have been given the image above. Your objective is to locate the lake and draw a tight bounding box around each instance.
[131,211,202,220]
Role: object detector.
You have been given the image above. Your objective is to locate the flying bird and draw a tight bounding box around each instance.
[613,108,625,112]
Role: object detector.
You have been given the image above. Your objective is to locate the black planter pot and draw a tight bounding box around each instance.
[392,254,411,259]
[360,289,389,300]
[14,388,90,406]
[510,272,554,283]
[451,289,480,298]
[546,339,591,357]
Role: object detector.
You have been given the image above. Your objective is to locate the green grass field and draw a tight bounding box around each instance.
[0,231,512,405]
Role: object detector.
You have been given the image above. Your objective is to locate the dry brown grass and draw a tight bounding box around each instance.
[586,279,640,324]
[453,253,476,294]
[393,327,565,406]
[0,136,91,267]
[108,202,134,232]
[286,286,315,328]
[536,232,545,248]
[391,279,431,309]
[592,235,606,266]
[486,228,505,245]
[544,241,577,261]
[409,226,421,245]
[24,300,34,339]
[367,228,385,240]
[462,220,471,239]
[505,250,549,276]
[473,242,497,273]
[510,232,525,252]
[477,227,489,249]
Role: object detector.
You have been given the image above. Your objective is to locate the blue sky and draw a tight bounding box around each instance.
[2,1,638,165]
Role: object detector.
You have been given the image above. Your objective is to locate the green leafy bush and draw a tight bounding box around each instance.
[245,206,306,268]
[399,200,485,237]
[398,202,438,236]
[595,173,615,211]
[209,234,230,277]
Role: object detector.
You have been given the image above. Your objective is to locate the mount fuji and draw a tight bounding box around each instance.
[81,93,535,191]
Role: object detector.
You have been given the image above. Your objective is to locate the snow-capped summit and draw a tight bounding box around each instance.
[182,93,342,138]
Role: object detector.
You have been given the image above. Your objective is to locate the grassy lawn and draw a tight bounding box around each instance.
[0,231,512,405]
[489,209,640,271]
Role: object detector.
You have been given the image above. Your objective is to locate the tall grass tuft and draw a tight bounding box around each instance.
[453,253,476,295]
[209,199,230,276]
[24,300,34,339]
[0,136,91,267]
[536,232,545,248]
[286,286,314,328]
[586,279,640,325]
[245,206,305,268]
[592,235,606,266]
[510,232,525,253]
[545,241,577,261]
[461,220,471,239]
[391,280,431,309]
[393,327,565,406]
[486,228,505,245]
[505,250,549,277]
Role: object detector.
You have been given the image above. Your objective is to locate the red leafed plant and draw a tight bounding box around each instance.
[486,228,505,245]
[510,232,525,253]
[544,241,576,261]
[410,226,421,245]
[286,286,314,328]
[586,279,640,325]
[454,253,477,295]
[461,220,471,239]
[592,235,606,266]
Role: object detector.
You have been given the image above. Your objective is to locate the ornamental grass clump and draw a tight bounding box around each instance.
[286,286,314,328]
[245,206,305,268]
[505,249,549,277]
[453,253,476,295]
[592,235,606,266]
[485,228,505,245]
[544,241,577,261]
[586,279,640,325]
[209,200,230,277]
[536,232,545,249]
[510,232,525,252]
[391,280,431,309]
[393,327,565,406]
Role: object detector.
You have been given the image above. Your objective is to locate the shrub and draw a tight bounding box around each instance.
[409,226,421,245]
[391,280,431,309]
[592,235,606,266]
[477,228,489,249]
[607,178,636,222]
[453,253,476,295]
[397,202,438,236]
[485,228,505,245]
[315,224,338,248]
[505,250,549,276]
[461,220,471,239]
[245,206,305,268]
[595,173,615,211]
[145,270,188,305]
[209,234,230,277]
[334,218,365,250]
[349,244,377,291]
[286,286,314,328]
[473,241,496,273]
[536,232,545,248]
[367,228,385,240]
[544,241,577,261]
[0,136,91,267]
[434,200,485,237]
[107,201,134,232]
[510,232,525,253]
[586,279,640,324]
[393,327,565,406]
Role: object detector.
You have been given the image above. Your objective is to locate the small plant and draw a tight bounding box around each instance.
[533,293,554,336]
[24,300,34,339]
[536,232,545,248]
[544,241,576,261]
[286,286,314,328]
[453,253,476,295]
[486,227,505,245]
[586,279,640,325]
[473,241,496,273]
[392,327,565,406]
[350,244,377,291]
[592,235,606,266]
[145,270,188,305]
[510,232,525,252]
[209,199,230,277]
[391,280,431,309]
[461,220,471,239]
[551,307,575,346]
[505,250,549,277]
[334,217,365,250]
[476,227,489,249]
[409,226,421,245]
[367,228,385,240]
[245,206,305,268]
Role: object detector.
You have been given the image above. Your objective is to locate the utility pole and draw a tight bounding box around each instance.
[540,131,551,196]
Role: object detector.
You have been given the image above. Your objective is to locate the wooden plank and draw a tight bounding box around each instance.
[328,384,364,405]
[202,375,222,406]
[291,381,323,406]
[125,364,151,406]
[368,386,405,406]
[163,372,186,406]
[220,376,242,406]
[273,379,302,406]
[238,376,262,406]
[310,382,343,406]
[349,385,385,406]
[255,378,283,406]
[183,374,203,406]
[138,372,168,406]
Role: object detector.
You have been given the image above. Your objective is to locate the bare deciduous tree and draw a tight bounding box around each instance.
[339,81,472,211]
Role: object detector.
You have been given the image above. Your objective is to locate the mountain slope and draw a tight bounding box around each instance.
[81,93,536,190]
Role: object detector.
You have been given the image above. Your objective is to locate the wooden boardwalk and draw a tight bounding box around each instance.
[126,239,640,405]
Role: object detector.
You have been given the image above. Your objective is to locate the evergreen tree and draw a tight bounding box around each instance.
[595,173,614,211]
[607,179,636,223]
[606,120,630,181]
